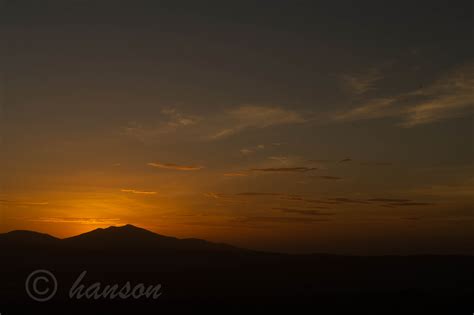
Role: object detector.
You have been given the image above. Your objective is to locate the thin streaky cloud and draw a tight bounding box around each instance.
[327,198,369,204]
[240,144,266,155]
[240,149,253,155]
[120,189,157,195]
[274,208,335,216]
[338,158,353,163]
[334,63,474,127]
[233,216,330,224]
[208,105,306,140]
[235,192,305,200]
[334,98,397,122]
[368,198,412,202]
[124,108,200,143]
[0,199,49,206]
[360,161,393,166]
[410,184,474,197]
[204,192,225,199]
[268,156,291,164]
[236,192,291,197]
[249,167,317,173]
[388,202,435,206]
[124,105,306,142]
[298,199,340,205]
[315,176,343,180]
[307,159,332,163]
[148,162,204,171]
[29,217,121,224]
[341,68,383,95]
[223,172,249,177]
[308,159,390,166]
[401,64,474,127]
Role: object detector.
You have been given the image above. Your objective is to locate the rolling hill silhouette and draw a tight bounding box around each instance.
[0,229,59,243]
[1,225,473,314]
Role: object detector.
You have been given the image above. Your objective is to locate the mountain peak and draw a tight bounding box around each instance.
[103,224,160,235]
[64,224,172,246]
[61,224,241,252]
[86,224,151,234]
[110,224,141,230]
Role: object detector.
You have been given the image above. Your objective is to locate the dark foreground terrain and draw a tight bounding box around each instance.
[1,225,473,314]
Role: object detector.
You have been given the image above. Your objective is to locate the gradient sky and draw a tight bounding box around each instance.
[1,0,473,254]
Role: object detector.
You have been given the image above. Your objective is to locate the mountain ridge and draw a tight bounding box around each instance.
[2,225,474,256]
[0,224,243,253]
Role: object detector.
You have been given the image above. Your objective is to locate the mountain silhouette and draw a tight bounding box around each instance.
[0,229,59,242]
[1,224,242,253]
[1,225,473,314]
[0,230,59,249]
[64,224,241,252]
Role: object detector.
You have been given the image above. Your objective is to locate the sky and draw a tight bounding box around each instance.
[1,0,473,254]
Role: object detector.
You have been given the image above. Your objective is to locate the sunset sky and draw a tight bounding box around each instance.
[1,1,473,254]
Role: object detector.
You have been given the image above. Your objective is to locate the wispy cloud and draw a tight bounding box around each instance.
[360,161,393,166]
[147,162,204,171]
[223,172,248,177]
[402,63,474,126]
[240,148,253,155]
[309,159,392,166]
[367,198,412,202]
[314,176,343,180]
[249,167,317,173]
[124,105,306,142]
[341,68,383,95]
[120,189,157,195]
[204,192,226,199]
[208,105,306,140]
[386,202,435,207]
[327,197,369,204]
[236,192,294,197]
[307,159,332,163]
[203,192,251,204]
[338,158,353,163]
[240,144,266,155]
[334,98,398,121]
[367,198,435,207]
[124,108,200,142]
[274,208,335,216]
[410,184,474,197]
[29,217,121,225]
[286,196,359,205]
[335,63,474,127]
[0,199,49,206]
[234,192,305,201]
[268,156,291,164]
[233,216,330,224]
